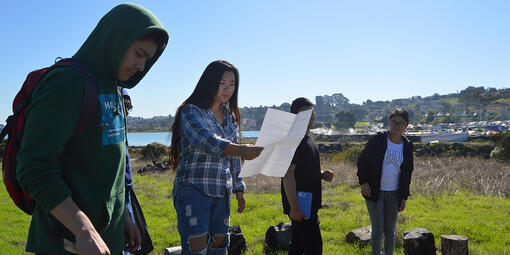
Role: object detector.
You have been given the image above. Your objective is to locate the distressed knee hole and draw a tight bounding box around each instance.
[189,233,208,253]
[211,234,227,248]
[189,217,198,226]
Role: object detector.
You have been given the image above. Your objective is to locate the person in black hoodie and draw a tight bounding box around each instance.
[356,109,414,255]
[281,97,334,255]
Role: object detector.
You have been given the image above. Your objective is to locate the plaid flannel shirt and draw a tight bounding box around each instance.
[173,104,245,198]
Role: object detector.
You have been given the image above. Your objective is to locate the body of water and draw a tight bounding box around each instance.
[127,131,260,146]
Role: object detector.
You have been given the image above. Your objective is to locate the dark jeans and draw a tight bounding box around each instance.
[288,214,322,255]
[365,190,400,255]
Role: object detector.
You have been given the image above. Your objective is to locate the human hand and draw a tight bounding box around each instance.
[124,213,141,252]
[75,229,111,255]
[361,183,371,197]
[289,207,306,222]
[240,144,264,160]
[321,170,334,182]
[399,199,406,212]
[236,192,246,213]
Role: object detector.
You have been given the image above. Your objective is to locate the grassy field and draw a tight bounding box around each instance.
[444,98,459,104]
[354,122,370,128]
[1,156,510,254]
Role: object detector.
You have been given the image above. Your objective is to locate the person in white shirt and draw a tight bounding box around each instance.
[357,109,415,255]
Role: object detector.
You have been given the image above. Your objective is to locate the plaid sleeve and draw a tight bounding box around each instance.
[230,125,245,193]
[231,156,245,193]
[181,104,231,157]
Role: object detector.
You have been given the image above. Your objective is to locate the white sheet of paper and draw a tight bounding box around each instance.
[239,108,312,177]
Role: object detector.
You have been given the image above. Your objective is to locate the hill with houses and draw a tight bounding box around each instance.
[122,86,510,132]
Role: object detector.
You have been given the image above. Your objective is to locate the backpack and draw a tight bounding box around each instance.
[0,58,97,215]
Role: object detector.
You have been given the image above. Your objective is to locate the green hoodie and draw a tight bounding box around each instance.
[16,3,168,254]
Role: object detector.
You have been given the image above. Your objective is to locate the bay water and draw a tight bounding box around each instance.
[127,131,260,146]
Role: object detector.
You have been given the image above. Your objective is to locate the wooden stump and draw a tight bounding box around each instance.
[345,225,371,247]
[403,228,436,255]
[441,235,468,255]
[164,246,182,255]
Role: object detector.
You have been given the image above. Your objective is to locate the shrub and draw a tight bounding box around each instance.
[140,142,169,162]
[490,131,510,161]
[331,144,364,164]
[414,142,493,158]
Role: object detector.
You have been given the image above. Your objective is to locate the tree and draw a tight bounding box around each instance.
[406,107,416,123]
[426,108,435,123]
[490,131,510,161]
[459,86,485,106]
[331,93,349,106]
[315,96,325,107]
[316,93,349,107]
[349,107,368,121]
[364,99,373,105]
[335,111,356,129]
[278,102,290,112]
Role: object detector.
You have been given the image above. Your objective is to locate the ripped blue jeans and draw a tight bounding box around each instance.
[173,183,230,255]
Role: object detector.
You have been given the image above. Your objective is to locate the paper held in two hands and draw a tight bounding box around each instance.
[239,108,312,178]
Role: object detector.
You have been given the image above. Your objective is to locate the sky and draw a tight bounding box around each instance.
[1,0,509,124]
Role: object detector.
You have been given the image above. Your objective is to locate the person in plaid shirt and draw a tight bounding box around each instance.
[169,60,263,255]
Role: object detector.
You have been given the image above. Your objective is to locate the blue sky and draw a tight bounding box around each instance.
[1,1,509,124]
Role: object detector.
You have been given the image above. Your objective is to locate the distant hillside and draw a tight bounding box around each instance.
[127,86,510,132]
[239,86,510,130]
[239,103,290,130]
[127,115,173,132]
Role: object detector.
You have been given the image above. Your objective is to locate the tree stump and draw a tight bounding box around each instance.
[164,246,182,255]
[403,228,436,255]
[345,225,371,247]
[441,235,468,255]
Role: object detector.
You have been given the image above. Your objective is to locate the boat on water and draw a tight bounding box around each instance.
[406,131,468,142]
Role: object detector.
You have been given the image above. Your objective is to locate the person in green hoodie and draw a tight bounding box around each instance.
[16,3,168,255]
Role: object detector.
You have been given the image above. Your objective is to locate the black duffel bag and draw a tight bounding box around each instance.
[264,222,292,251]
[228,225,247,255]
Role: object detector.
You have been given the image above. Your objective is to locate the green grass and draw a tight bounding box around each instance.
[2,165,510,254]
[0,163,32,254]
[444,98,459,104]
[495,98,510,104]
[354,122,370,128]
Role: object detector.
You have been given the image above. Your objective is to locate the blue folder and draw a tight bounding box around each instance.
[297,191,313,219]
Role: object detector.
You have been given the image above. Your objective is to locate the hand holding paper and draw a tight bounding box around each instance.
[224,143,263,160]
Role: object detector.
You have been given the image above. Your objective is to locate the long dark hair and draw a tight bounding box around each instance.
[169,60,241,170]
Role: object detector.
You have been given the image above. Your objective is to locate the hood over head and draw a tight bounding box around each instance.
[73,3,169,88]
